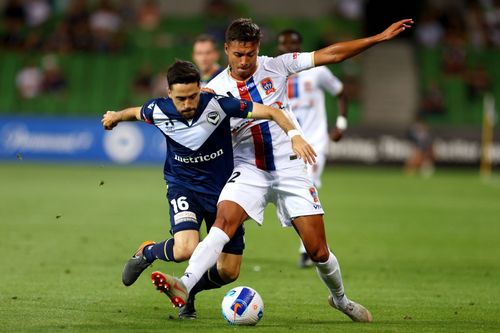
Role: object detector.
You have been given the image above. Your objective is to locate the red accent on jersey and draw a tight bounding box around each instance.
[287,77,294,99]
[250,125,266,170]
[240,100,248,112]
[236,81,252,101]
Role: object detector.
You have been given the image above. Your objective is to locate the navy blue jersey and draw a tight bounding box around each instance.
[141,92,253,196]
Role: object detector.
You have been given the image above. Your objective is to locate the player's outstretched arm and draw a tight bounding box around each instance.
[101,107,141,130]
[250,103,317,165]
[314,19,414,66]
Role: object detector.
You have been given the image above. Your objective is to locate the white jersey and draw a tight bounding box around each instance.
[287,66,343,156]
[207,52,314,171]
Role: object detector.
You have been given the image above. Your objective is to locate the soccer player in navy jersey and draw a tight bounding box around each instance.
[101,60,314,319]
[152,18,413,323]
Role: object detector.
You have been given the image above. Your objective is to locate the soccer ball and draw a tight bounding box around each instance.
[221,286,264,325]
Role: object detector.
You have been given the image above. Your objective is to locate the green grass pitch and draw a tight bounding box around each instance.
[0,163,499,333]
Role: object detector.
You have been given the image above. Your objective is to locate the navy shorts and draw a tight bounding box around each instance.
[166,186,245,255]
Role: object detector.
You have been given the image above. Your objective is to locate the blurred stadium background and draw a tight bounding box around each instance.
[1,1,500,332]
[0,0,498,169]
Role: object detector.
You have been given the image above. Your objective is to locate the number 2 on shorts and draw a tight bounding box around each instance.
[227,171,241,183]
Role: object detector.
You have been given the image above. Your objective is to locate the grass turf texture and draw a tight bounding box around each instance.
[0,163,499,333]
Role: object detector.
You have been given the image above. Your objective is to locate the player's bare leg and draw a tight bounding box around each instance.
[178,201,247,292]
[179,253,242,319]
[292,215,372,322]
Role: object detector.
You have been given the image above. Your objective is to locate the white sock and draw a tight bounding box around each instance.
[316,251,348,309]
[180,227,230,292]
[299,240,307,254]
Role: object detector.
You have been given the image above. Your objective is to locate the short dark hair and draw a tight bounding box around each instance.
[194,33,217,46]
[225,18,262,43]
[277,29,303,43]
[166,60,200,87]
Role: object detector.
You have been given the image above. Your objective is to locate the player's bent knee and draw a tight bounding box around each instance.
[217,253,242,282]
[219,266,240,282]
[213,217,239,238]
[308,246,330,263]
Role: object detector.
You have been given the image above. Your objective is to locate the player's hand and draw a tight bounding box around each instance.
[379,19,414,41]
[201,87,216,94]
[101,111,121,130]
[291,136,317,165]
[331,127,343,142]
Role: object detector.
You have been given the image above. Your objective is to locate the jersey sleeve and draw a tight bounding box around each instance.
[272,52,315,76]
[216,95,254,118]
[318,67,344,96]
[139,98,159,124]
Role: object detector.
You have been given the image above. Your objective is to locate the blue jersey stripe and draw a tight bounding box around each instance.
[293,76,299,98]
[246,78,263,103]
[259,122,276,171]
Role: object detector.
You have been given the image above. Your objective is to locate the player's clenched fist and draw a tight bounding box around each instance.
[102,111,121,130]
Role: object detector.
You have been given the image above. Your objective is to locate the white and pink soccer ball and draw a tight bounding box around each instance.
[221,286,264,325]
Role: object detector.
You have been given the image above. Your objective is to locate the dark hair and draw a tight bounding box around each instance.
[166,60,200,87]
[277,29,303,43]
[225,18,262,43]
[194,33,217,46]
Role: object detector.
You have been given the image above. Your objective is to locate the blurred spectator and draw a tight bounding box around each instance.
[89,0,123,52]
[1,0,26,50]
[465,65,492,99]
[64,0,92,51]
[204,0,238,43]
[41,54,67,94]
[24,0,51,27]
[117,0,137,27]
[420,80,446,117]
[405,117,435,177]
[137,0,161,31]
[151,68,169,97]
[23,28,44,50]
[465,0,490,48]
[441,32,467,76]
[484,0,500,46]
[335,0,363,21]
[192,34,222,87]
[415,10,444,48]
[16,59,43,99]
[132,63,154,96]
[44,21,73,53]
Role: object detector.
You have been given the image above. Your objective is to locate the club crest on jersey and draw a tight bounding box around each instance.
[260,77,275,95]
[163,117,175,132]
[309,187,319,203]
[207,111,220,125]
[239,100,249,112]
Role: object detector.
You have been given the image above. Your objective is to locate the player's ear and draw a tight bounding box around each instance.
[224,43,229,55]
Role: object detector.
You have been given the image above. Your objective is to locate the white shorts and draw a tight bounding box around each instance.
[306,153,326,189]
[218,163,324,227]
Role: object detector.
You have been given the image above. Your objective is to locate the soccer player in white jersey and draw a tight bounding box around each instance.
[277,29,348,268]
[192,34,224,88]
[151,18,413,322]
[101,60,314,319]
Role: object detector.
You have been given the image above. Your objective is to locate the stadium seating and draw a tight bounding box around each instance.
[1,16,498,128]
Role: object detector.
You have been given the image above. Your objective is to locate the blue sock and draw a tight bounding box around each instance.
[189,264,227,297]
[143,238,177,263]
